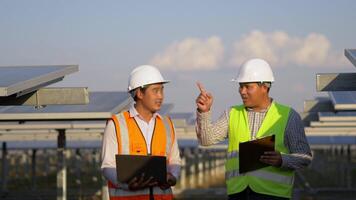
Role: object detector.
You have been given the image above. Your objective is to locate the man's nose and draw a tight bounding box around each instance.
[239,87,246,94]
[157,91,164,99]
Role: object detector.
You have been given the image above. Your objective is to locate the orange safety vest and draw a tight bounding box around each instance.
[108,111,175,200]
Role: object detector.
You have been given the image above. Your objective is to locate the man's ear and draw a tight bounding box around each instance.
[261,84,269,93]
[136,88,144,100]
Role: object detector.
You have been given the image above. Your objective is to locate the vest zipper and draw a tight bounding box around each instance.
[132,118,150,155]
[150,119,157,155]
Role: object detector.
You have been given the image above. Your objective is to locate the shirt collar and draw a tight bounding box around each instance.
[129,104,162,119]
[245,98,274,113]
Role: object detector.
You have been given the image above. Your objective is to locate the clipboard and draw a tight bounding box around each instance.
[115,154,167,184]
[239,135,275,173]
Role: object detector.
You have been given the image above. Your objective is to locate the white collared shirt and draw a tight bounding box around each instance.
[101,105,181,187]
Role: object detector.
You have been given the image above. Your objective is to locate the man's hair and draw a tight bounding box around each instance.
[257,82,272,93]
[130,86,148,101]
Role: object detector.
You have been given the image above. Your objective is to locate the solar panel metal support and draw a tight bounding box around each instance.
[1,142,8,193]
[345,49,356,68]
[31,149,37,190]
[57,129,67,200]
[0,87,89,106]
[316,73,356,91]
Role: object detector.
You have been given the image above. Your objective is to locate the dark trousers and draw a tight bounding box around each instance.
[228,187,289,200]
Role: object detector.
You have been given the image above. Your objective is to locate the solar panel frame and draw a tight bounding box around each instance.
[0,65,78,96]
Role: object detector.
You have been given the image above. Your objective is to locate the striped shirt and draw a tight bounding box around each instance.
[196,102,312,170]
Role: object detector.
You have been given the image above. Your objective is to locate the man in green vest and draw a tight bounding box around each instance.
[195,58,312,200]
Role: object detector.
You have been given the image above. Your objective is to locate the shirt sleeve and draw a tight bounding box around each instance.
[281,109,313,170]
[167,138,181,180]
[195,109,230,146]
[101,120,117,169]
[167,121,181,180]
[101,120,128,189]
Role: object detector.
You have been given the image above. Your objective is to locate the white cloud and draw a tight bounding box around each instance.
[150,36,224,71]
[229,30,348,68]
[150,31,348,71]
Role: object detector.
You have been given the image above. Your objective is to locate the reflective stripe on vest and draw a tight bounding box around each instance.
[117,113,129,155]
[108,187,173,197]
[226,102,294,198]
[108,111,175,200]
[225,169,294,185]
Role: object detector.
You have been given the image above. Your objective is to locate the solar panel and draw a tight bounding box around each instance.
[158,103,174,115]
[170,112,195,125]
[0,91,132,120]
[345,49,356,67]
[329,91,356,110]
[303,98,334,112]
[305,126,356,134]
[1,140,102,150]
[307,136,356,145]
[310,121,356,127]
[0,65,78,96]
[316,73,356,91]
[0,120,106,130]
[318,111,356,121]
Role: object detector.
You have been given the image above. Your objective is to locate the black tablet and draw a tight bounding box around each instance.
[115,154,167,184]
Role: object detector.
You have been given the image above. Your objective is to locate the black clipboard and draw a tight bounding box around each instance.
[115,154,167,184]
[239,135,275,173]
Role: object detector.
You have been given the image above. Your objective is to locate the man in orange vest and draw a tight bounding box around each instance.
[101,65,181,200]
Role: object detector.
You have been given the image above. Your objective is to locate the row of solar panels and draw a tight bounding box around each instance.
[0,64,196,148]
[303,49,356,143]
[4,135,355,150]
[0,65,185,121]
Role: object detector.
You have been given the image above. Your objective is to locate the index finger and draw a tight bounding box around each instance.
[196,82,206,94]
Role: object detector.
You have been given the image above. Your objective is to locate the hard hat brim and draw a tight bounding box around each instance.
[231,78,274,83]
[128,80,170,92]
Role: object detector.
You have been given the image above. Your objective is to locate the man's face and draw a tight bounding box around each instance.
[239,82,267,108]
[137,83,164,113]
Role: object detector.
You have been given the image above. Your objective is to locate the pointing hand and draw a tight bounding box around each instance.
[195,82,213,113]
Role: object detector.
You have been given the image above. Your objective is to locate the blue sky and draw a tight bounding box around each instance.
[1,1,356,118]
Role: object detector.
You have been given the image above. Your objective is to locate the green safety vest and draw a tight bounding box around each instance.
[226,102,294,198]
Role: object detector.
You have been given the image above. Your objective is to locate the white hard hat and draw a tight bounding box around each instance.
[128,65,169,92]
[232,58,274,83]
